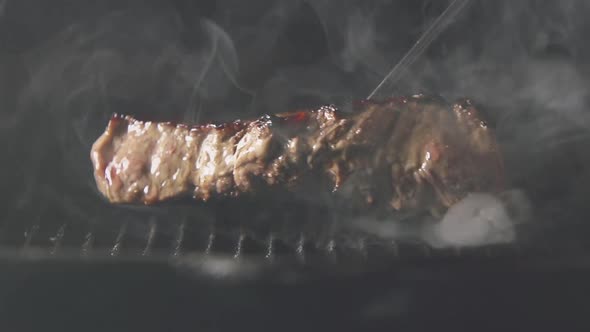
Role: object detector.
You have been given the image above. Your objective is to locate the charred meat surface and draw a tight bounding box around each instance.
[91,95,505,216]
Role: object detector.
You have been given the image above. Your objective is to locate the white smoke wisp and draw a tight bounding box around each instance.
[7,6,252,231]
[425,192,529,248]
[183,18,248,123]
[26,10,241,171]
[256,62,358,113]
[172,254,265,281]
[346,190,532,248]
[6,0,588,253]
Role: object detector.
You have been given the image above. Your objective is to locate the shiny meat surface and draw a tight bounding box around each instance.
[90,95,505,216]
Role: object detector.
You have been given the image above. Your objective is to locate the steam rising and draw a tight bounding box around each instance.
[3,0,590,252]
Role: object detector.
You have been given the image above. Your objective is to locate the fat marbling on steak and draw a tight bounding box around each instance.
[90,95,505,216]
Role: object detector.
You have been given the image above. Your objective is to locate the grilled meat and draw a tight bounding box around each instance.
[91,95,505,216]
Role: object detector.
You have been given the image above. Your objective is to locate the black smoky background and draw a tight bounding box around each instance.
[1,0,589,255]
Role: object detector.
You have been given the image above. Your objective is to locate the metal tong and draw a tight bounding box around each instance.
[367,0,472,100]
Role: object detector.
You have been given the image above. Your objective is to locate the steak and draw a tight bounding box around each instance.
[90,95,505,216]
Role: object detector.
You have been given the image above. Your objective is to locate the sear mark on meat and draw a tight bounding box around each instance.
[90,94,505,217]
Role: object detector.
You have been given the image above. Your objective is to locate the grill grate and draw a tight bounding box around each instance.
[0,212,582,270]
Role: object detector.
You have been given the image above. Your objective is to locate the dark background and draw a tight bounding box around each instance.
[1,0,590,330]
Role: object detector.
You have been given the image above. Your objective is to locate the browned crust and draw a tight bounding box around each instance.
[90,95,506,216]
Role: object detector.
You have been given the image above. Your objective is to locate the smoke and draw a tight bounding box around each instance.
[2,0,590,252]
[0,3,247,242]
[274,0,590,248]
[345,190,532,248]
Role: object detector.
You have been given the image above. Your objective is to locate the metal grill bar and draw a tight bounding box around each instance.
[50,224,66,255]
[325,239,337,263]
[81,230,94,256]
[0,212,576,263]
[265,234,274,260]
[172,220,185,256]
[143,219,157,256]
[23,223,40,249]
[110,222,128,256]
[205,232,215,255]
[234,234,245,258]
[296,234,306,263]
